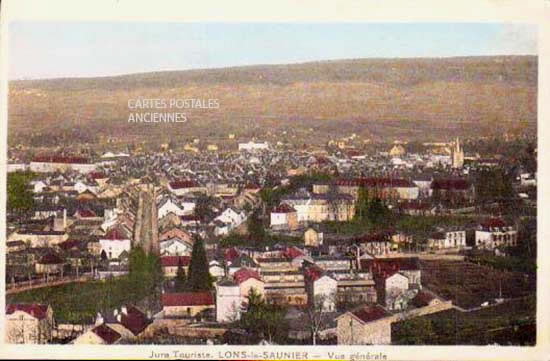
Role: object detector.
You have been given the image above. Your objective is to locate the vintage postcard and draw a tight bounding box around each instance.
[1,0,549,360]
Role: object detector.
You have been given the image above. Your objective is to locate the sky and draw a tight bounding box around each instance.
[9,22,538,80]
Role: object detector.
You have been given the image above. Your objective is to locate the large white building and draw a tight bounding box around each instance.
[475,218,518,250]
[216,280,241,323]
[304,269,337,312]
[427,229,466,249]
[29,155,97,174]
[99,229,131,259]
[238,141,269,152]
[5,304,54,344]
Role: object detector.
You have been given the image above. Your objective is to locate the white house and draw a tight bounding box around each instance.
[216,208,246,227]
[216,280,241,323]
[159,237,193,256]
[99,229,131,259]
[475,218,518,250]
[270,203,298,230]
[213,208,247,235]
[167,180,206,197]
[427,229,466,249]
[312,275,338,312]
[233,268,265,304]
[213,220,231,237]
[381,272,410,309]
[74,181,90,194]
[180,200,196,215]
[209,260,225,279]
[32,181,48,194]
[158,198,185,219]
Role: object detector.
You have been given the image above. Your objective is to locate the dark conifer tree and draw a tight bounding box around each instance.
[186,236,212,291]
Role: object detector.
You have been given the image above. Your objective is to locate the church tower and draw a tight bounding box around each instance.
[452,137,464,169]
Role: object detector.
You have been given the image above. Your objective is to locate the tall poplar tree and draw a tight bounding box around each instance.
[186,236,212,291]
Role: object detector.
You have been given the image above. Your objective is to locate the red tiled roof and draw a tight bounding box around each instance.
[346,150,361,157]
[335,177,415,188]
[411,291,436,308]
[103,228,128,240]
[38,253,64,264]
[169,180,200,189]
[88,172,107,179]
[179,215,201,222]
[32,155,89,164]
[303,265,324,282]
[162,292,214,307]
[160,227,193,241]
[272,203,296,214]
[76,209,97,218]
[120,306,150,336]
[283,246,305,259]
[91,324,121,344]
[351,305,390,324]
[355,230,394,244]
[6,304,49,320]
[58,239,82,251]
[244,183,260,190]
[233,268,262,284]
[480,217,508,228]
[361,257,420,274]
[431,178,471,190]
[161,256,191,267]
[224,247,241,263]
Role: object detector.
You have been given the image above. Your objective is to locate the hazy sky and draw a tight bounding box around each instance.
[9,22,537,80]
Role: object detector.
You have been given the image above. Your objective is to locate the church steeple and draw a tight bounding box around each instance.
[452,137,464,169]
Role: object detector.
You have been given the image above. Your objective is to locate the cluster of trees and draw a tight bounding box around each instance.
[247,209,266,241]
[238,289,288,344]
[127,246,163,310]
[260,172,333,209]
[474,168,514,202]
[7,171,35,219]
[354,187,393,229]
[174,236,213,292]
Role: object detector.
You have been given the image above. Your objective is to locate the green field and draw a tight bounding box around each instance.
[321,214,477,238]
[6,277,147,324]
[392,296,536,345]
[420,260,535,309]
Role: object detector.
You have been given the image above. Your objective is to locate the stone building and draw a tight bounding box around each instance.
[5,304,54,344]
[336,305,393,345]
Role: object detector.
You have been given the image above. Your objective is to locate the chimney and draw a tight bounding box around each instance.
[121,306,128,315]
[116,313,122,323]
